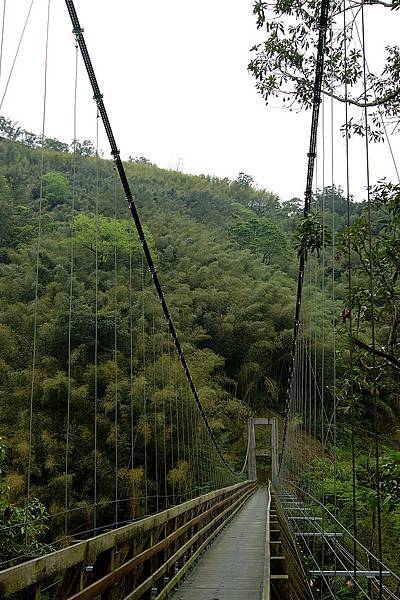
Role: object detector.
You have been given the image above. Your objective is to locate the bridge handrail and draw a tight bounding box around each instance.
[262,481,272,600]
[0,481,256,598]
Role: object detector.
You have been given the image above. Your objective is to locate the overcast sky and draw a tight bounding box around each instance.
[1,0,399,203]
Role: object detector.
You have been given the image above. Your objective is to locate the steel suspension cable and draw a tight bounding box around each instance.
[343,1,358,593]
[152,308,159,513]
[93,109,99,534]
[27,0,50,509]
[312,141,319,564]
[0,0,34,111]
[64,0,244,478]
[115,253,157,515]
[186,389,195,495]
[360,3,383,595]
[321,96,327,598]
[194,405,201,492]
[142,255,148,514]
[181,377,187,474]
[167,334,175,504]
[65,34,78,537]
[172,343,181,501]
[278,0,331,474]
[160,321,168,507]
[127,223,134,518]
[113,174,119,527]
[330,84,339,572]
[348,6,399,184]
[0,0,6,84]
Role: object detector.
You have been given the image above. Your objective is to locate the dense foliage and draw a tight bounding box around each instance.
[0,130,399,582]
[0,134,298,560]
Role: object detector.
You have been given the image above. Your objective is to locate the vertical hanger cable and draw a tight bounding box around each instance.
[65,28,77,536]
[360,3,383,595]
[27,0,50,510]
[93,108,99,533]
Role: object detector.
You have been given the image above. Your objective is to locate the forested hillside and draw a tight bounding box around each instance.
[0,130,302,560]
[0,129,399,577]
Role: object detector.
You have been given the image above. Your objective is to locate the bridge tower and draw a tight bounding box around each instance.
[247,417,279,482]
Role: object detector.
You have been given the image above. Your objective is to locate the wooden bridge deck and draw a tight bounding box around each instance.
[174,488,267,600]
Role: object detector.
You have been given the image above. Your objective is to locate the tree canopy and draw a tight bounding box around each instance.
[248,0,400,140]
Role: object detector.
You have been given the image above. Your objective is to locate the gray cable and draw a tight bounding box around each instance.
[0,0,34,111]
[0,0,7,84]
[27,0,50,508]
[65,36,77,537]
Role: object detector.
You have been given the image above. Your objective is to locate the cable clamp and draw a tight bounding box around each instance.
[73,27,84,35]
[111,149,121,158]
[307,152,316,158]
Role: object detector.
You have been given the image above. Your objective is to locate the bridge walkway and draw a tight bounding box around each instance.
[174,487,268,600]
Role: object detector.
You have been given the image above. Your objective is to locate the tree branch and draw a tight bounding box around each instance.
[352,336,400,371]
[366,0,394,7]
[323,86,400,108]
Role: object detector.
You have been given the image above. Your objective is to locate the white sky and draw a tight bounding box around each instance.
[1,0,399,203]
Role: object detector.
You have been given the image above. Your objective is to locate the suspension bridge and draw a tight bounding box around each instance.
[0,0,399,598]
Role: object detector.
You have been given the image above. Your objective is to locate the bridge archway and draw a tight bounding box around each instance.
[247,417,279,483]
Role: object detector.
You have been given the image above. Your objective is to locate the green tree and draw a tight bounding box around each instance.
[74,212,153,267]
[73,139,96,156]
[295,211,330,260]
[235,172,254,187]
[338,181,400,414]
[0,439,49,563]
[0,174,14,247]
[42,171,70,209]
[229,215,289,265]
